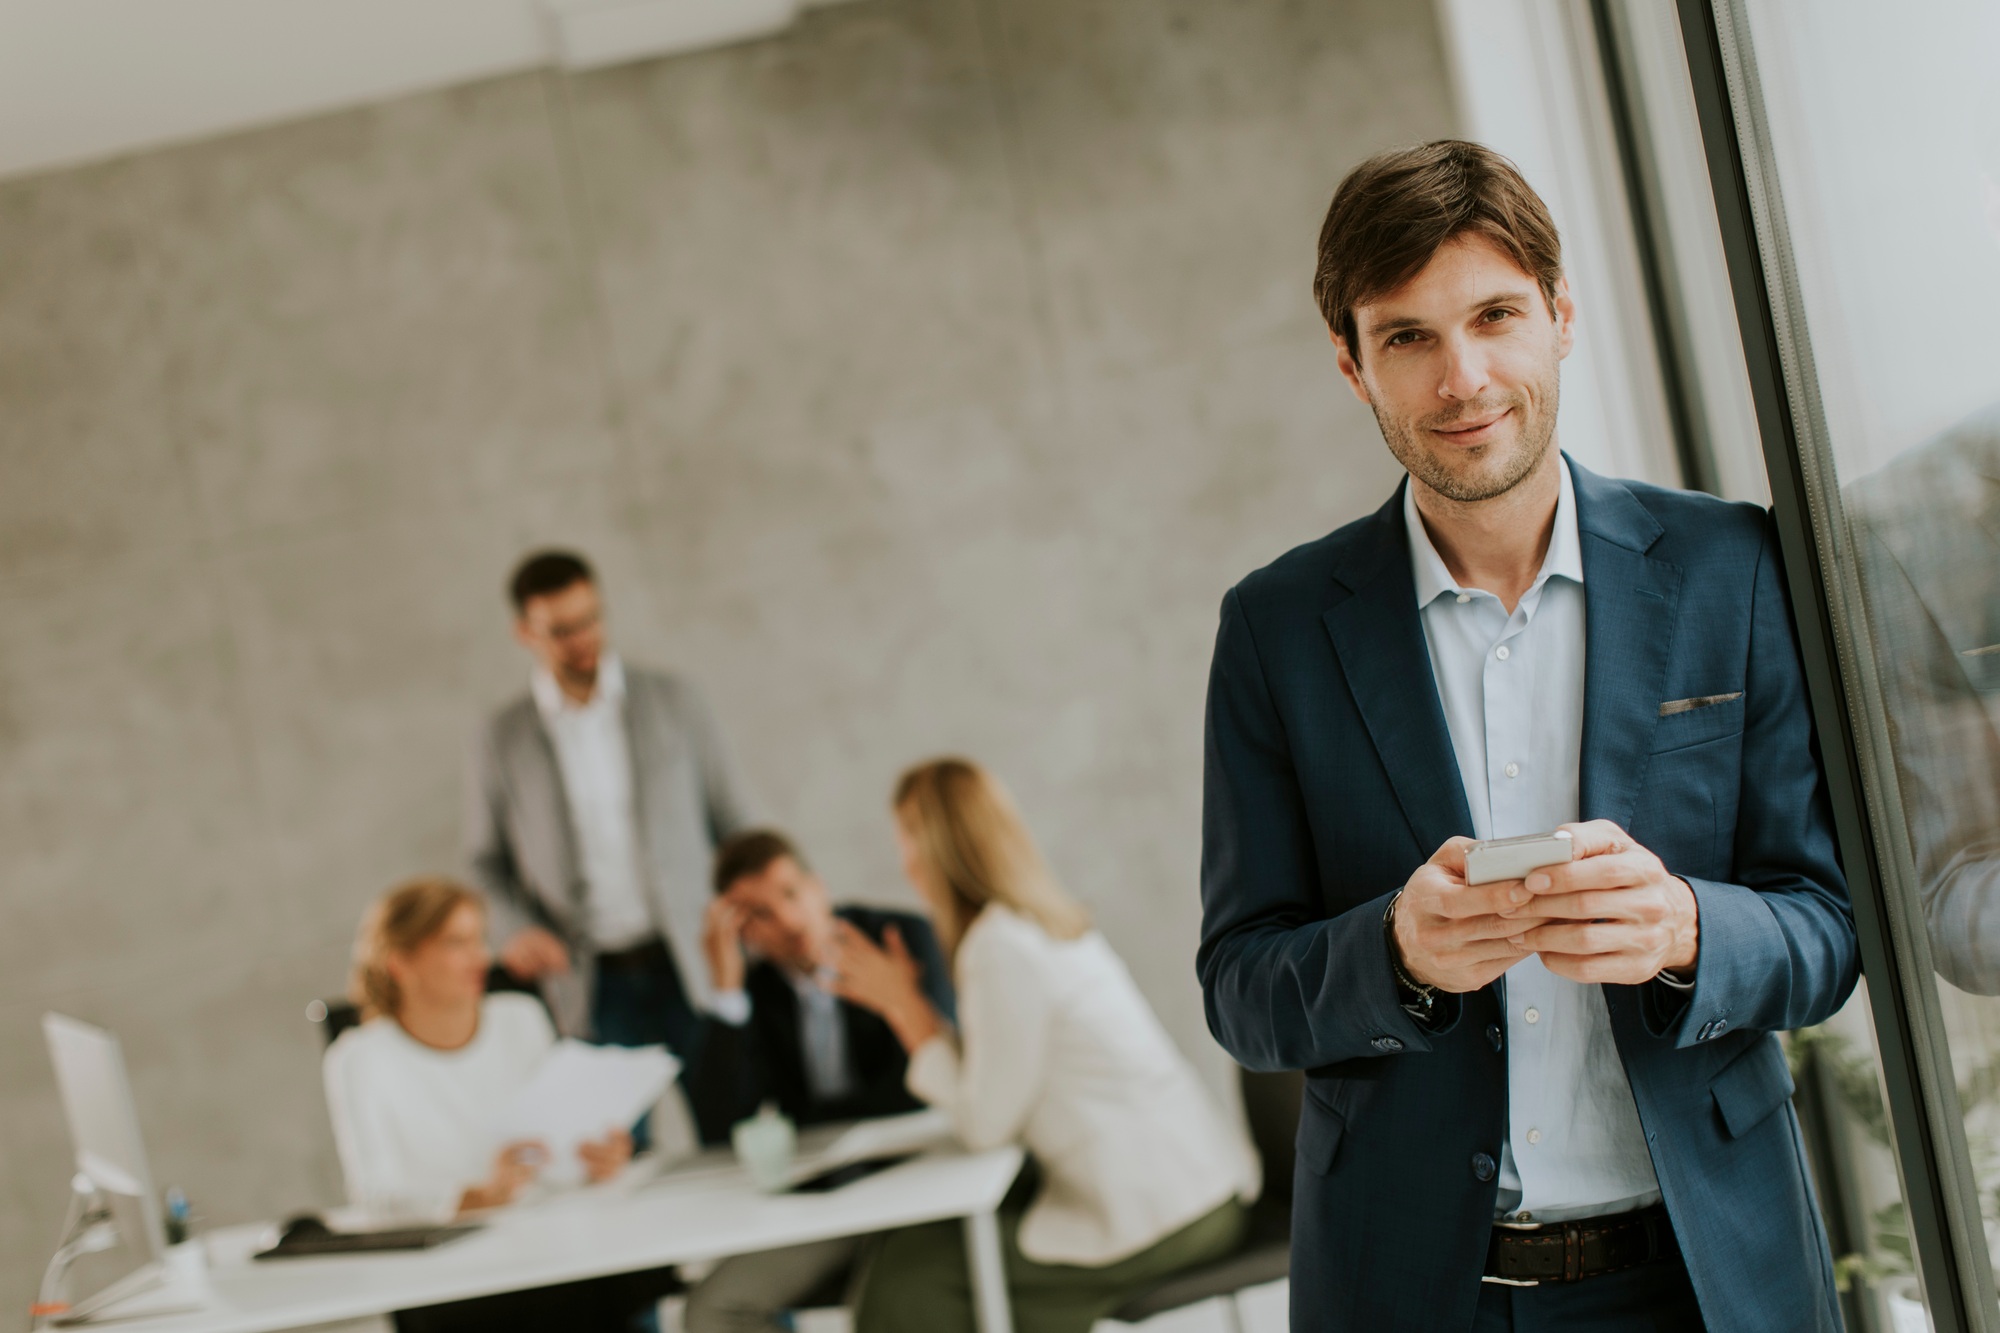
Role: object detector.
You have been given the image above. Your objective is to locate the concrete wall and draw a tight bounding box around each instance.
[0,0,1452,1305]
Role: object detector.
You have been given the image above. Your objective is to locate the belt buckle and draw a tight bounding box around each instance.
[1485,1217,1544,1287]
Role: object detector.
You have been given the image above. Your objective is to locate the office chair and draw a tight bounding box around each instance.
[306,967,548,1047]
[1106,1066,1301,1330]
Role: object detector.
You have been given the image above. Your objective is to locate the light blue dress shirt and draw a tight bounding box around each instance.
[1404,459,1662,1223]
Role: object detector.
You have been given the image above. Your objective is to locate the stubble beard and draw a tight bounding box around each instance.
[1373,367,1561,504]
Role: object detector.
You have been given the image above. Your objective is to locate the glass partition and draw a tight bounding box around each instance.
[1667,0,2000,1327]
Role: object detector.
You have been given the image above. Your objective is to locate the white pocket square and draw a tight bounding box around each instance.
[1659,692,1743,717]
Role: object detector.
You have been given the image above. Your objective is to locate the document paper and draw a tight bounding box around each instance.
[496,1040,679,1186]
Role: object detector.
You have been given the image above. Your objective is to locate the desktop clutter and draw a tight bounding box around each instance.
[30,1006,946,1329]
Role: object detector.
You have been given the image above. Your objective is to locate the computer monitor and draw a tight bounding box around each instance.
[41,1013,171,1321]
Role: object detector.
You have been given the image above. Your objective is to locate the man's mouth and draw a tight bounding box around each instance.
[1431,408,1512,445]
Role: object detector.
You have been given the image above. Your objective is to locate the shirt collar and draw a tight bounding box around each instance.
[530,651,624,721]
[1403,456,1583,607]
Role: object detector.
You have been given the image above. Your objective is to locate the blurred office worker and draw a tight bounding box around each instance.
[1846,119,2000,994]
[680,828,955,1333]
[324,878,657,1332]
[466,550,757,1047]
[840,758,1257,1333]
[1850,402,2000,994]
[1198,141,1857,1331]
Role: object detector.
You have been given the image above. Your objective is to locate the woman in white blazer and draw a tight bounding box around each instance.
[832,758,1257,1333]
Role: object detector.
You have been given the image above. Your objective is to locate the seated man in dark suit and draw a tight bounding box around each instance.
[681,829,955,1333]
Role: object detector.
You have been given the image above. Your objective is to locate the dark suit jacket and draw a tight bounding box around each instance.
[686,905,956,1145]
[1198,459,1857,1332]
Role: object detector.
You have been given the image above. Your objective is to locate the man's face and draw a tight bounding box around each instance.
[514,579,605,691]
[1334,233,1574,503]
[725,856,836,973]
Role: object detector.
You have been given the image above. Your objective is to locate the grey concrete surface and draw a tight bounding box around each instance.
[0,0,1451,1309]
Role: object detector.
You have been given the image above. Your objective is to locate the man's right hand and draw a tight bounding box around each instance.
[702,896,748,994]
[1391,837,1546,993]
[499,926,571,982]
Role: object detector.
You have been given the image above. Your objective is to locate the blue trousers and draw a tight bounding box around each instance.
[592,940,703,1057]
[591,941,703,1155]
[1472,1253,1706,1331]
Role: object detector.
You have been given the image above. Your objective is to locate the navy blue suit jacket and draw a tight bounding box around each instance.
[1198,460,1857,1332]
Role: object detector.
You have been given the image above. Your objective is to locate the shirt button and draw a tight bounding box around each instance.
[1472,1153,1496,1182]
[1495,645,1511,661]
[1526,1128,1542,1145]
[1524,1007,1541,1024]
[1456,592,1471,604]
[1504,762,1520,778]
[1486,1024,1503,1052]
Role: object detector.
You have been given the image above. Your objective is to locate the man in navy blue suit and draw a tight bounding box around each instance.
[1198,140,1857,1331]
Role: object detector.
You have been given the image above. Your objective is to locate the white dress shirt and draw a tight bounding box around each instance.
[1404,459,1662,1223]
[322,993,556,1223]
[531,654,656,951]
[906,907,1259,1265]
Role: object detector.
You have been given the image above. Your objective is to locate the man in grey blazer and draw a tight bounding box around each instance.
[466,551,758,1048]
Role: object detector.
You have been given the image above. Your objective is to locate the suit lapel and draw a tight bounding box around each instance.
[1321,489,1475,855]
[1573,462,1683,830]
[505,701,586,913]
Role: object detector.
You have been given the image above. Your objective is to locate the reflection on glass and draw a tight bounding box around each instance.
[1851,400,2000,997]
[1718,0,2000,1320]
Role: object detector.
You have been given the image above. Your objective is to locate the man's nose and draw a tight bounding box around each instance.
[1436,336,1490,401]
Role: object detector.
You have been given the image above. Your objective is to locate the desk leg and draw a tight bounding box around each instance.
[963,1209,1015,1333]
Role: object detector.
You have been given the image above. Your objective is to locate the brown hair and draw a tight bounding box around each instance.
[713,828,812,894]
[509,550,594,613]
[1312,140,1563,364]
[350,878,486,1021]
[892,758,1090,958]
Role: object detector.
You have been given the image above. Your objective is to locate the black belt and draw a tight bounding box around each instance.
[1483,1204,1679,1285]
[595,937,671,974]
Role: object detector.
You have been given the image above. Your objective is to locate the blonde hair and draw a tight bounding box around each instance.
[350,878,486,1021]
[892,758,1090,958]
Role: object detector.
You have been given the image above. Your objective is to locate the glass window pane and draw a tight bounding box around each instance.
[1698,0,2000,1323]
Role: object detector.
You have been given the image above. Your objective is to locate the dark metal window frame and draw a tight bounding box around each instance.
[1672,1,1997,1327]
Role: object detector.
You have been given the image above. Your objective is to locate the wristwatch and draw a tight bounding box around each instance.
[1382,891,1440,1024]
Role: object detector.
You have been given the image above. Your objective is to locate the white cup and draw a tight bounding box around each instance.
[731,1104,797,1193]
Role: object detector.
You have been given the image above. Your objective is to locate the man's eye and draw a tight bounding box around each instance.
[1482,308,1514,323]
[1386,330,1421,347]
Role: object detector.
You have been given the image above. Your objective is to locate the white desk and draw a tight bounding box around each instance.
[96,1142,1024,1333]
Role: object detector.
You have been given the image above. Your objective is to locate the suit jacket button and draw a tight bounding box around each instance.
[1486,1024,1503,1052]
[1472,1152,1496,1182]
[1372,1036,1404,1053]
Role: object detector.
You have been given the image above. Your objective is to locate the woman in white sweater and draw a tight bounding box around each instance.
[324,877,633,1221]
[833,758,1258,1333]
[324,878,655,1332]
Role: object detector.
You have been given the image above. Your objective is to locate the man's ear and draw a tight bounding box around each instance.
[1331,327,1373,406]
[1551,275,1578,360]
[511,617,536,651]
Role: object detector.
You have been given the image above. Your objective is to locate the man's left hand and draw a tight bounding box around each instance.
[1501,819,1699,985]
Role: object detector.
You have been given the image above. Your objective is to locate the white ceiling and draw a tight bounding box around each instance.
[0,0,839,181]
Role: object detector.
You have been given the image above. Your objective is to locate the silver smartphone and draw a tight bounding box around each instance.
[1464,830,1574,885]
